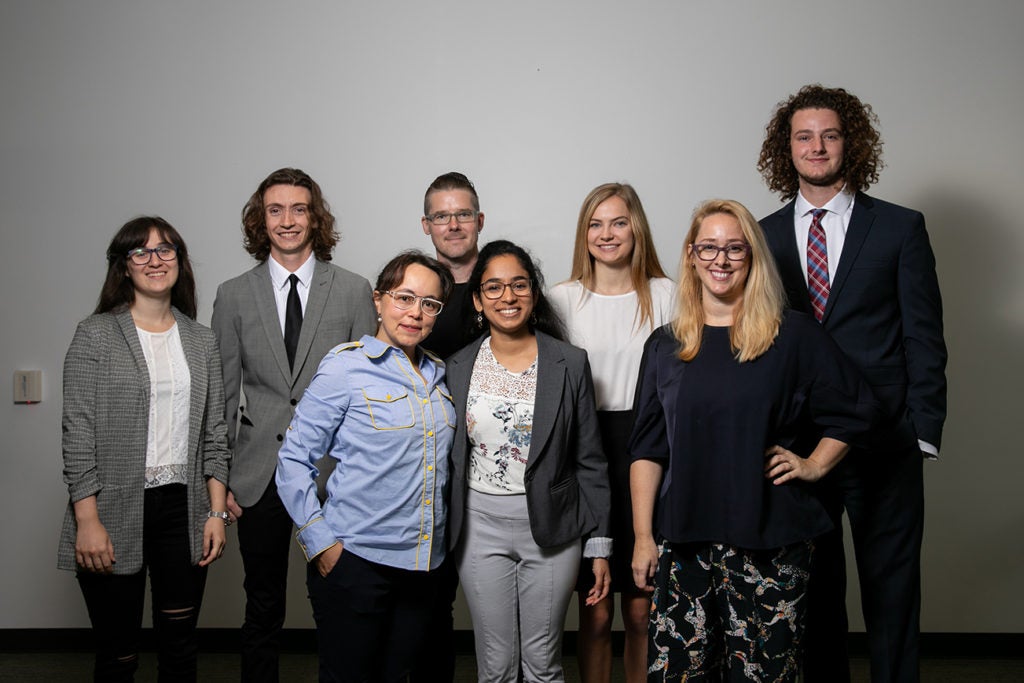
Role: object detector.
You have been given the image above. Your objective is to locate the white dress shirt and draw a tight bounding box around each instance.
[267,253,316,334]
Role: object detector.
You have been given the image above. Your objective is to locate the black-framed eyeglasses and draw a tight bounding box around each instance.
[426,210,478,226]
[479,279,532,300]
[127,245,178,265]
[690,243,750,262]
[385,291,444,317]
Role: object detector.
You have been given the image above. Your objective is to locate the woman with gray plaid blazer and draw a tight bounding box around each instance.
[58,216,231,682]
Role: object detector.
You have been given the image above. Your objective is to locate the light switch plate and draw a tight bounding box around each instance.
[14,370,42,403]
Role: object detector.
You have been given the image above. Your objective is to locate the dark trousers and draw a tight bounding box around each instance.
[803,446,924,683]
[77,484,208,683]
[307,549,439,683]
[408,555,457,683]
[236,479,294,683]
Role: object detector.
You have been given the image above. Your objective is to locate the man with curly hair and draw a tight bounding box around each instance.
[212,168,376,682]
[758,85,946,683]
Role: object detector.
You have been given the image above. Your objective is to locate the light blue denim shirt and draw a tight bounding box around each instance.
[276,335,456,571]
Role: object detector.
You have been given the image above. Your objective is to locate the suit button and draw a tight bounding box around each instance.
[276,434,283,442]
[290,398,298,406]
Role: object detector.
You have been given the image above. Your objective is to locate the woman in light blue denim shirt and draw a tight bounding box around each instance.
[276,251,456,682]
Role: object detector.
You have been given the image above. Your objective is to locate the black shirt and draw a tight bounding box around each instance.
[629,311,877,549]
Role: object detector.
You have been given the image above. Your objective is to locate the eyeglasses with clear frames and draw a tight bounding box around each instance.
[127,245,178,265]
[690,243,751,261]
[427,210,478,226]
[385,291,444,317]
[479,279,532,300]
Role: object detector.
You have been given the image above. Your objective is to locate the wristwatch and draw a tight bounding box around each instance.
[208,510,230,522]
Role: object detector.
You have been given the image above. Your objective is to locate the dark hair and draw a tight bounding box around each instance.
[241,167,338,262]
[95,216,197,319]
[374,250,455,302]
[467,240,565,341]
[423,171,480,215]
[757,84,884,200]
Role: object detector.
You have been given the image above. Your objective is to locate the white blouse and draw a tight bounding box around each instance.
[136,324,191,488]
[466,338,537,495]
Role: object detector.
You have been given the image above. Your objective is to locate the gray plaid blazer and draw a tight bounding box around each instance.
[58,308,231,574]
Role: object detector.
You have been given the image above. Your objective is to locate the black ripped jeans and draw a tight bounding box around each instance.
[77,484,209,682]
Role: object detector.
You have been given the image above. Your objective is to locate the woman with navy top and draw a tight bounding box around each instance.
[276,251,456,683]
[549,182,674,683]
[629,200,877,681]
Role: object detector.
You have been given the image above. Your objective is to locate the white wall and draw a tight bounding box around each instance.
[2,0,1021,633]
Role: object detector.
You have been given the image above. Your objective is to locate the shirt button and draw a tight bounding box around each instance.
[427,465,433,472]
[425,499,431,506]
[422,398,428,404]
[427,430,434,437]
[423,534,429,540]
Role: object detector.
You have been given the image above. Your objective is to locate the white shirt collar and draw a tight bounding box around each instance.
[795,185,855,218]
[268,252,316,291]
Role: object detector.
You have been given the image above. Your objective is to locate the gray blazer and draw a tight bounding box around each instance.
[446,332,611,550]
[58,308,231,574]
[211,259,376,506]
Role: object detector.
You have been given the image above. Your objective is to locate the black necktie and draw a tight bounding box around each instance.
[284,273,302,370]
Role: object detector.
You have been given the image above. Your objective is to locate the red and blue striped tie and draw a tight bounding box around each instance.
[807,208,829,321]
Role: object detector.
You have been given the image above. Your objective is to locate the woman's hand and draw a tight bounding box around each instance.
[632,535,658,593]
[765,438,849,485]
[75,517,116,573]
[584,558,611,606]
[315,542,344,578]
[199,517,227,567]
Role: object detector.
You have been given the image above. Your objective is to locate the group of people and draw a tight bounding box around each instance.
[59,82,946,683]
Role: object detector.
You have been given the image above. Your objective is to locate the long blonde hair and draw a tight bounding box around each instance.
[569,183,668,331]
[672,199,785,362]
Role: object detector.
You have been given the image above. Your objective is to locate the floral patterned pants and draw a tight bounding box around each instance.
[648,540,813,682]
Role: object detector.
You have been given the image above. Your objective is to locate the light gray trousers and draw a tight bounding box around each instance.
[455,490,581,683]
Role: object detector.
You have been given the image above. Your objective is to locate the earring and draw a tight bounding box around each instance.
[530,313,537,325]
[476,313,484,328]
[377,315,382,323]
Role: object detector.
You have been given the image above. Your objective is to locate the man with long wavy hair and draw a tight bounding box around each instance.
[758,85,946,683]
[212,168,376,682]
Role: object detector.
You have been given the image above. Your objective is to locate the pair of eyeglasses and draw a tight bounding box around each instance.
[127,245,178,265]
[479,280,532,300]
[690,243,750,261]
[385,291,444,317]
[426,210,478,226]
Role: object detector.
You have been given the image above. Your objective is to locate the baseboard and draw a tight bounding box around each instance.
[3,629,1022,659]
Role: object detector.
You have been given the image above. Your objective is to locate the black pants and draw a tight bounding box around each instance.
[236,479,294,683]
[307,549,439,683]
[802,446,924,683]
[77,484,208,682]
[409,555,457,683]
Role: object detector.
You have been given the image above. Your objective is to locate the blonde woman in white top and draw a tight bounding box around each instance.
[549,183,674,683]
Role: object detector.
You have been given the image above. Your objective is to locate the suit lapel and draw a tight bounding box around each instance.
[249,263,293,385]
[174,310,207,465]
[115,309,150,380]
[527,332,564,471]
[825,192,875,323]
[293,260,331,379]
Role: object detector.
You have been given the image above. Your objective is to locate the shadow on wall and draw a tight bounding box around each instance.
[913,186,1024,630]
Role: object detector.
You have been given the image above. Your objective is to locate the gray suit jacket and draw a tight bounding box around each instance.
[446,332,611,549]
[211,259,377,506]
[58,308,231,574]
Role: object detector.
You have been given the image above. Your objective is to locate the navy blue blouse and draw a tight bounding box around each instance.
[629,311,877,550]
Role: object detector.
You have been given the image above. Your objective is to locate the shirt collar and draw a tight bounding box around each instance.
[796,185,854,218]
[359,334,439,381]
[268,252,316,291]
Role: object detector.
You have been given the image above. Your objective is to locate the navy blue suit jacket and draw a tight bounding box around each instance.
[760,192,946,452]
